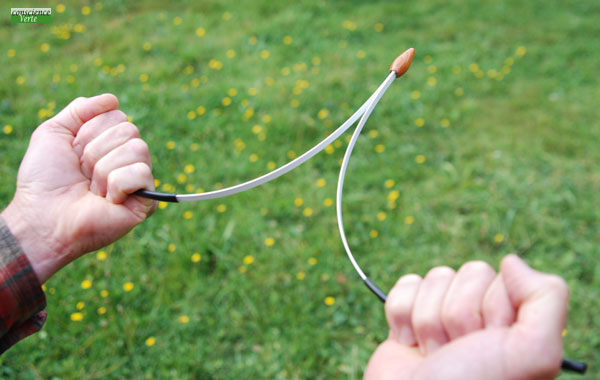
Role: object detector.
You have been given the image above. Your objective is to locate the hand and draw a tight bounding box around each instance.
[1,94,156,283]
[364,255,568,380]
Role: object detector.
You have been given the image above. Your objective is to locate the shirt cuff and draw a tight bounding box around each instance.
[0,216,47,354]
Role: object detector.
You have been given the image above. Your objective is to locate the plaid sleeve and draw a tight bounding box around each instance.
[0,217,47,354]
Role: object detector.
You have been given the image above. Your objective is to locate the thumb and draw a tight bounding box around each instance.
[501,254,568,378]
[44,94,119,135]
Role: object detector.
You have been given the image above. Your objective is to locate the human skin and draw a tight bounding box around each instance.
[364,254,568,380]
[1,94,156,283]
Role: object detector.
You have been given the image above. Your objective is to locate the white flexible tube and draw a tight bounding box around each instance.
[336,72,397,280]
[175,75,395,202]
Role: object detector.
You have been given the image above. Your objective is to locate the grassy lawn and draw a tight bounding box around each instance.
[1,0,599,378]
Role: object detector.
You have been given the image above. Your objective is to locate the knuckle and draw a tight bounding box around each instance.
[545,274,569,297]
[459,260,494,276]
[412,310,439,333]
[81,144,97,166]
[441,302,479,335]
[425,266,455,280]
[129,138,149,156]
[111,109,128,122]
[120,122,140,138]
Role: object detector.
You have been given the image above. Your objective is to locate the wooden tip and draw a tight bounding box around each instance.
[389,48,415,78]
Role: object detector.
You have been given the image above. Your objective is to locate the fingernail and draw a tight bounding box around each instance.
[425,339,440,354]
[398,327,415,345]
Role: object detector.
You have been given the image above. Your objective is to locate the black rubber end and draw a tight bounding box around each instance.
[561,359,587,374]
[133,189,178,202]
[363,277,387,303]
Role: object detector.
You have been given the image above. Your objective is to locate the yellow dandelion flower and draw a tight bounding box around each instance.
[178,315,190,324]
[177,173,187,184]
[158,201,168,209]
[100,290,109,298]
[191,253,202,262]
[287,150,296,159]
[384,179,395,188]
[7,49,16,58]
[294,197,304,207]
[183,164,195,174]
[342,20,356,30]
[441,118,451,128]
[505,57,514,66]
[317,109,329,119]
[242,107,254,120]
[142,42,152,51]
[195,27,206,38]
[265,77,274,86]
[469,63,480,73]
[424,55,433,64]
[303,208,313,217]
[183,211,193,220]
[145,337,156,346]
[368,130,379,138]
[316,178,326,187]
[3,125,13,134]
[187,110,196,120]
[427,77,437,86]
[123,282,134,292]
[40,43,50,52]
[267,161,276,170]
[239,265,247,273]
[356,50,366,59]
[260,50,270,59]
[97,306,107,315]
[374,23,384,32]
[475,70,484,78]
[377,212,387,221]
[252,125,262,134]
[216,204,227,213]
[324,145,334,154]
[428,65,437,74]
[416,154,426,164]
[249,36,258,45]
[16,76,25,85]
[494,233,504,243]
[265,237,275,247]
[168,244,176,253]
[312,56,322,65]
[283,35,293,45]
[415,118,425,127]
[308,257,317,265]
[243,255,254,265]
[388,190,400,201]
[291,99,300,107]
[224,49,236,59]
[56,4,66,13]
[404,216,415,225]
[139,73,148,83]
[81,280,92,289]
[70,312,83,321]
[249,153,258,162]
[411,90,421,100]
[81,6,91,15]
[185,184,195,192]
[375,144,385,153]
[323,198,333,207]
[248,88,258,96]
[516,46,526,57]
[455,87,464,96]
[324,296,335,306]
[370,230,379,238]
[222,11,231,20]
[76,301,85,310]
[166,141,176,149]
[73,24,85,33]
[296,272,305,280]
[173,16,182,25]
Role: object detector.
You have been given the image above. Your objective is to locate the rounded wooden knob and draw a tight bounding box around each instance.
[389,48,415,78]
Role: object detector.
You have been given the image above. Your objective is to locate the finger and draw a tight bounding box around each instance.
[72,110,129,160]
[501,254,569,379]
[385,274,422,345]
[79,122,140,178]
[89,138,151,196]
[106,162,154,205]
[412,266,455,355]
[45,94,119,135]
[441,261,496,340]
[482,273,516,328]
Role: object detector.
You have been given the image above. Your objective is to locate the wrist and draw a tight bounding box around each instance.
[1,199,64,283]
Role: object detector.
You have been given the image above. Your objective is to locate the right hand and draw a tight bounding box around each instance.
[364,254,569,380]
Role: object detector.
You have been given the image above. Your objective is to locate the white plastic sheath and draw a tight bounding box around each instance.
[336,72,397,280]
[176,75,395,202]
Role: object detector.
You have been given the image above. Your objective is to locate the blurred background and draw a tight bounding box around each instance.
[1,0,599,378]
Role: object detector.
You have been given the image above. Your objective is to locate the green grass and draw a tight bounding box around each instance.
[1,0,599,378]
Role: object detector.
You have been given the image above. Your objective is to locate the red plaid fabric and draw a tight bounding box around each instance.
[0,217,47,354]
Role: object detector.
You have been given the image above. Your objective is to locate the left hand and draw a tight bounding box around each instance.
[1,94,156,283]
